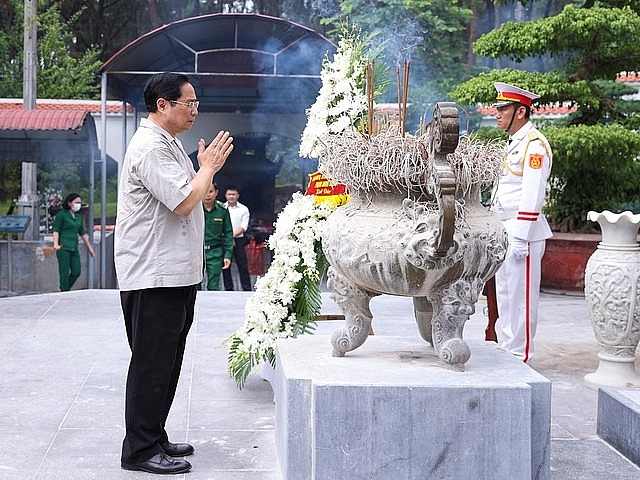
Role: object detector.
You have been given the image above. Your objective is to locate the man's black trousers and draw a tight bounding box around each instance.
[222,236,252,291]
[119,284,197,464]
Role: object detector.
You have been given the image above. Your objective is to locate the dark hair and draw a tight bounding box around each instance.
[143,72,191,113]
[212,182,218,189]
[508,102,532,119]
[521,103,532,119]
[63,193,81,210]
[225,185,240,194]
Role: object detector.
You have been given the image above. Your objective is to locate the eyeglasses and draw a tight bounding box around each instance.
[169,99,200,110]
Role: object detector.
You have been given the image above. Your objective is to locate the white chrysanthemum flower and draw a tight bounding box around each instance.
[299,26,374,159]
[329,116,352,134]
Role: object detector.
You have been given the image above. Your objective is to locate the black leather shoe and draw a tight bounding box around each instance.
[161,440,195,457]
[121,452,191,474]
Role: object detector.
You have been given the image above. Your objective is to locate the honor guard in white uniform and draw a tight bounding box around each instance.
[490,82,553,362]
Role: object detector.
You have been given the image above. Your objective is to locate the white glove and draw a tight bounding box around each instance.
[509,237,529,259]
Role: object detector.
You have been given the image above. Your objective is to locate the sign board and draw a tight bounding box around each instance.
[0,216,31,233]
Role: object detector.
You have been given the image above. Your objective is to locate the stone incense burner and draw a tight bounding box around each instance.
[320,102,508,371]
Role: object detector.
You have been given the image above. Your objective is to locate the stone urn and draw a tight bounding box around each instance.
[320,102,508,371]
[584,210,640,389]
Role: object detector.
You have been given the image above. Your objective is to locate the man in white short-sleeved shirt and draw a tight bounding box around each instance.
[115,72,233,475]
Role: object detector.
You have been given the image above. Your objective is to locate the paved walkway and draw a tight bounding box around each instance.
[0,290,639,479]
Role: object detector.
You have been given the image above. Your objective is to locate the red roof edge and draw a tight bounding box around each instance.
[0,109,90,131]
[0,99,133,113]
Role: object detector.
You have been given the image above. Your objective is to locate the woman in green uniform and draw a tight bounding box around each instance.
[52,193,96,291]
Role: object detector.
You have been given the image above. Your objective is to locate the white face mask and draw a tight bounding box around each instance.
[71,203,82,213]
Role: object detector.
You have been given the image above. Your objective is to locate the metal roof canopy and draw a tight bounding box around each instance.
[0,109,99,163]
[98,13,335,114]
[0,108,100,288]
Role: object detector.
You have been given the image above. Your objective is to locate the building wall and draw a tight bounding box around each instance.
[0,232,116,295]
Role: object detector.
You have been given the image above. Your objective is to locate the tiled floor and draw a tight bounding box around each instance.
[0,290,638,479]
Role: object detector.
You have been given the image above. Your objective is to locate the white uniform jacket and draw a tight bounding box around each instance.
[491,121,553,242]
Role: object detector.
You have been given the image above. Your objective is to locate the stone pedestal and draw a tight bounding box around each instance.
[275,336,551,480]
[597,387,640,466]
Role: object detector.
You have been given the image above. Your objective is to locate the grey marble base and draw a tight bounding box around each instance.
[597,387,640,466]
[274,335,551,480]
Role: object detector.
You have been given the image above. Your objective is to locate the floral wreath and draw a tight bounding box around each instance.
[226,23,372,388]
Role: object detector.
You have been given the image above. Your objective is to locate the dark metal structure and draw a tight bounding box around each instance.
[0,109,99,164]
[98,13,335,115]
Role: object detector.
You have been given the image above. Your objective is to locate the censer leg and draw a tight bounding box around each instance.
[428,279,475,371]
[413,296,434,345]
[327,267,378,357]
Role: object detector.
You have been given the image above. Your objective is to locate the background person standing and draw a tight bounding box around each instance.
[222,185,252,291]
[115,72,233,475]
[490,81,553,363]
[52,193,95,291]
[203,182,233,290]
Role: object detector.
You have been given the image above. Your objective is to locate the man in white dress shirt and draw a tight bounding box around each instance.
[222,185,252,291]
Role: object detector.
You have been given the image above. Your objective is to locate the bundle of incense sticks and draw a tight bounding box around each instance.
[366,61,375,136]
[419,115,426,137]
[396,58,410,136]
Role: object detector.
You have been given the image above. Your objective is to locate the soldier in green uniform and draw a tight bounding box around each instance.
[203,182,233,290]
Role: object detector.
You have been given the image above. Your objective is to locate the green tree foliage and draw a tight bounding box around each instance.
[0,164,21,208]
[0,1,102,205]
[57,0,328,62]
[475,5,640,81]
[59,0,225,61]
[544,125,640,232]
[0,1,101,99]
[473,4,640,125]
[449,2,640,231]
[453,3,640,124]
[451,69,593,111]
[35,5,102,99]
[322,0,474,123]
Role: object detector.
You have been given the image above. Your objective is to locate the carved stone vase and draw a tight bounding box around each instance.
[584,210,640,389]
[320,103,508,371]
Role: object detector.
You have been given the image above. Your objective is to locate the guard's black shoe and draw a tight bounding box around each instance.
[121,452,192,474]
[161,440,195,457]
